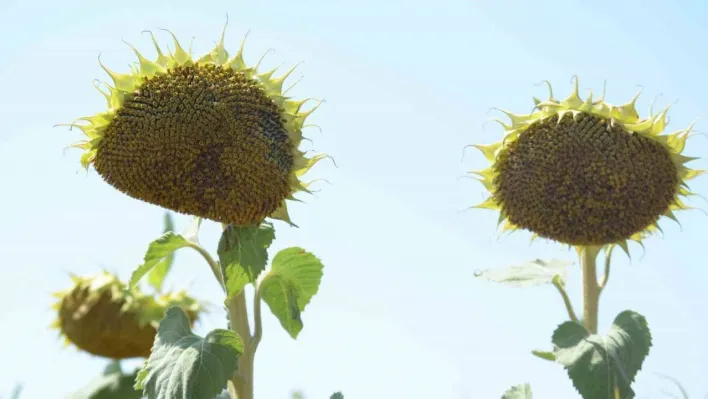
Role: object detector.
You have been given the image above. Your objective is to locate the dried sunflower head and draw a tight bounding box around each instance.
[51,271,202,359]
[471,78,704,250]
[64,24,327,226]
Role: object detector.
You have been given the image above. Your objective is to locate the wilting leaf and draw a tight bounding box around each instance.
[475,259,573,287]
[147,212,176,292]
[218,224,275,298]
[129,232,191,288]
[259,247,324,339]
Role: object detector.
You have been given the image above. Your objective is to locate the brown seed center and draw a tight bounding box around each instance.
[493,112,679,245]
[94,64,294,225]
[59,286,156,359]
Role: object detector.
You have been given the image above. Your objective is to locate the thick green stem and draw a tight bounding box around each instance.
[220,223,265,399]
[580,246,601,334]
[227,291,254,399]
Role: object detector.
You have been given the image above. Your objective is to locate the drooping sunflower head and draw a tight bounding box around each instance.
[471,78,704,249]
[51,271,202,359]
[63,24,327,226]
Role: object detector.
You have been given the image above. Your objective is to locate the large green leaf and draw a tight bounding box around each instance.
[129,232,192,288]
[135,307,243,399]
[330,392,344,399]
[552,310,652,399]
[259,247,324,339]
[475,258,573,287]
[67,362,141,399]
[147,212,176,292]
[502,384,532,399]
[217,223,276,298]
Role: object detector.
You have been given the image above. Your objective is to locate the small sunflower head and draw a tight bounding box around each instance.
[51,271,202,359]
[471,78,704,248]
[64,24,327,226]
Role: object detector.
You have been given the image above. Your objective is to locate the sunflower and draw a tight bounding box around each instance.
[51,271,202,359]
[63,24,326,226]
[471,78,704,250]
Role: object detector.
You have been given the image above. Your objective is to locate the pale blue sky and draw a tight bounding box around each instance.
[2,0,708,398]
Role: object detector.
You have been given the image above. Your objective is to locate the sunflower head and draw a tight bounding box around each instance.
[51,271,202,359]
[471,78,704,249]
[64,24,327,226]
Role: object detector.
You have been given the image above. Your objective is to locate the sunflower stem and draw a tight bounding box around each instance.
[227,291,255,399]
[220,223,257,399]
[580,246,602,334]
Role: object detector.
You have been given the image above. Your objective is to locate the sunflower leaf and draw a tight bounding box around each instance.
[146,212,176,292]
[218,223,276,298]
[502,384,533,399]
[67,364,141,399]
[531,349,556,362]
[259,247,324,339]
[552,310,652,399]
[134,307,243,399]
[129,232,191,288]
[474,258,573,287]
[330,392,344,399]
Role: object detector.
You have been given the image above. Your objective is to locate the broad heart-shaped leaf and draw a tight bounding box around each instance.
[67,364,141,399]
[259,247,324,339]
[130,232,192,288]
[502,384,532,399]
[147,212,176,292]
[474,258,573,287]
[552,310,652,399]
[135,307,243,399]
[218,223,275,298]
[330,392,344,399]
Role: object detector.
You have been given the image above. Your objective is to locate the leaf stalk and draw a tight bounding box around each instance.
[551,275,578,322]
